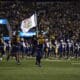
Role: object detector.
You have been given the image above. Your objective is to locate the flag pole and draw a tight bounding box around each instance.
[34,1,38,38]
[35,12,38,38]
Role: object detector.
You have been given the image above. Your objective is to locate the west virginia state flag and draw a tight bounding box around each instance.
[21,13,37,32]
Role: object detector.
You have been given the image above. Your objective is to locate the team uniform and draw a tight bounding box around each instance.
[35,35,44,67]
[36,44,43,67]
[20,39,26,58]
[31,37,37,56]
[54,40,60,57]
[66,40,70,58]
[25,41,30,56]
[28,41,32,56]
[74,42,80,58]
[5,40,11,60]
[60,40,67,58]
[66,39,73,58]
[44,39,50,58]
[59,41,63,58]
[0,38,4,61]
[7,35,20,64]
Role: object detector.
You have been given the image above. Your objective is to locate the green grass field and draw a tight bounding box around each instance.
[0,58,80,80]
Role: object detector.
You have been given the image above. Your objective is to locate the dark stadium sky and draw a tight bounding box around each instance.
[0,0,79,2]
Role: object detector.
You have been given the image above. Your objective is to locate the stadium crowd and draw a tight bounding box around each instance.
[0,1,80,65]
[0,1,80,40]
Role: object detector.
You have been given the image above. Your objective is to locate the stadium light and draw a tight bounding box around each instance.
[0,19,7,24]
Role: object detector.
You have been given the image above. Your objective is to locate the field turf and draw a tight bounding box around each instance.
[0,57,80,80]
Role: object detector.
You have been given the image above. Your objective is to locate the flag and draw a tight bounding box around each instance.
[21,13,37,32]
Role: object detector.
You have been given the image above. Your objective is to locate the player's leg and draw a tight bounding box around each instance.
[35,56,38,65]
[0,52,3,61]
[16,46,20,64]
[37,56,42,67]
[0,46,5,61]
[6,46,11,61]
